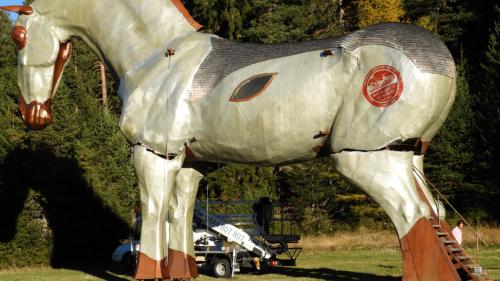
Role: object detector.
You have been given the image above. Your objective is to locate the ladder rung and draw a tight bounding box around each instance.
[456,256,471,261]
[449,247,463,253]
[433,224,441,228]
[443,239,456,244]
[467,266,484,274]
[437,232,448,236]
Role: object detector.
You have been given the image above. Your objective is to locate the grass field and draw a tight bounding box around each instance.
[0,247,498,281]
[1,228,499,281]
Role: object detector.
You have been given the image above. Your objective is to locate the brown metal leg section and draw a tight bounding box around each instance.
[134,250,197,280]
[135,250,196,280]
[412,179,491,281]
[161,248,198,279]
[134,252,164,280]
[400,178,461,280]
[400,217,461,281]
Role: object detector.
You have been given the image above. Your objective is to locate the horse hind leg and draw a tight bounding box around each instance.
[412,154,446,221]
[331,150,461,281]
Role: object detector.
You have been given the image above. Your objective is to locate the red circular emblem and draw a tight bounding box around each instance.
[362,65,403,107]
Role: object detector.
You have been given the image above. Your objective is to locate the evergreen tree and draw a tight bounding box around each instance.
[0,11,20,157]
[278,158,390,234]
[425,66,484,220]
[0,11,136,266]
[279,160,337,234]
[201,164,278,214]
[185,0,344,43]
[404,0,499,223]
[185,0,244,40]
[242,0,344,43]
[476,5,500,221]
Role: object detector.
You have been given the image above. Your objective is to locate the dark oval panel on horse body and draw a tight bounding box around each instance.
[229,73,276,102]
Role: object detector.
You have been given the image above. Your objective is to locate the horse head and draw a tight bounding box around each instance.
[1,5,72,130]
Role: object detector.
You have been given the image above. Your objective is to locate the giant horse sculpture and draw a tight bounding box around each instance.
[2,0,479,280]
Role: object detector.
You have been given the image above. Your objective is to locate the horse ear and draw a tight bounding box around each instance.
[0,6,33,16]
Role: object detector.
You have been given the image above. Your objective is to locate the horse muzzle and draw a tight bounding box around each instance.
[18,94,52,130]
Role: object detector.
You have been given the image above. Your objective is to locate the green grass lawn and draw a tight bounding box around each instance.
[0,247,498,281]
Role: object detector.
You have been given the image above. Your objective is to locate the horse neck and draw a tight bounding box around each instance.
[43,0,198,79]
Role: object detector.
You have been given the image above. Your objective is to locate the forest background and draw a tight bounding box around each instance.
[0,0,498,268]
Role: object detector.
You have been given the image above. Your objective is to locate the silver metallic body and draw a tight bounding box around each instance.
[16,0,455,166]
[11,0,457,272]
[188,45,454,164]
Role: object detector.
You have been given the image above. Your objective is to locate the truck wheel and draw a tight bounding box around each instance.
[122,252,134,271]
[213,257,231,278]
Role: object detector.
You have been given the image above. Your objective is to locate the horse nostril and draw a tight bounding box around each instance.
[18,96,52,130]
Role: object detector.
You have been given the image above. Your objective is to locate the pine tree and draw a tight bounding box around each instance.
[242,0,344,43]
[201,164,278,215]
[425,66,483,219]
[476,5,500,221]
[185,0,344,43]
[0,11,21,157]
[404,0,499,223]
[185,0,244,40]
[0,15,136,266]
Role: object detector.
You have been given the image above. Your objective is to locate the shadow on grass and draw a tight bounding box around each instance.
[74,263,134,281]
[0,147,131,281]
[256,266,400,281]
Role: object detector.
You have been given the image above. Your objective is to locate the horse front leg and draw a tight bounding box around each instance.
[164,166,204,279]
[133,145,185,280]
[332,150,461,281]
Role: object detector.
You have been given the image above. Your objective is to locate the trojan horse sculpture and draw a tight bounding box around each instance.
[3,0,482,280]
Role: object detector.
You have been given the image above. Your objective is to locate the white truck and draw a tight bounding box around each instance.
[112,197,302,278]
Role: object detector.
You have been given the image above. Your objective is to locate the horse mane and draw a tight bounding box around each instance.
[30,0,202,31]
[171,0,202,31]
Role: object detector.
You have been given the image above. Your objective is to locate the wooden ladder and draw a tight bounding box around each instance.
[432,220,491,281]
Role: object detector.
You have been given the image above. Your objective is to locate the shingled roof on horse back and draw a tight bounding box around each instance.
[340,23,455,77]
[191,23,455,98]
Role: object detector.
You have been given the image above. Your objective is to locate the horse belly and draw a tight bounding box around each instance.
[188,51,342,165]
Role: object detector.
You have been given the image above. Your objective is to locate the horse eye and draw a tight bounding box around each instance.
[11,26,27,50]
